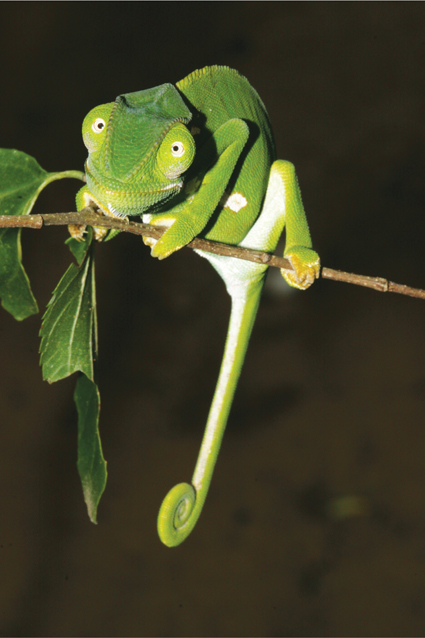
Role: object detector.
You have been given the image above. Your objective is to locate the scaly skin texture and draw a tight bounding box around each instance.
[73,66,320,546]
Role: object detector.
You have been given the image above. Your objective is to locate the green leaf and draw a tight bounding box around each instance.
[39,230,97,383]
[0,228,38,320]
[65,235,92,265]
[0,148,84,320]
[74,373,107,523]
[41,230,105,521]
[0,149,84,217]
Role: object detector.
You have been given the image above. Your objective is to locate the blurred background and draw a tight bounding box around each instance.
[1,2,425,635]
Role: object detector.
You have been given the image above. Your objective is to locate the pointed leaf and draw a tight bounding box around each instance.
[41,231,105,521]
[65,234,98,358]
[0,149,84,217]
[74,373,107,523]
[39,230,96,383]
[0,148,84,320]
[0,228,38,320]
[66,235,91,265]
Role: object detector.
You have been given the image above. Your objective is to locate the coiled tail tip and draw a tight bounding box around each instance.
[157,482,198,547]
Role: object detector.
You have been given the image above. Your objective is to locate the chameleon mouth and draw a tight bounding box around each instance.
[159,182,181,192]
[85,161,182,197]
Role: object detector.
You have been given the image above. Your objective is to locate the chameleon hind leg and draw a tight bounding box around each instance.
[157,160,320,547]
[240,159,320,288]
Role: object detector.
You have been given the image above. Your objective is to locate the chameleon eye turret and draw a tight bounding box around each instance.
[157,124,195,179]
[82,103,114,153]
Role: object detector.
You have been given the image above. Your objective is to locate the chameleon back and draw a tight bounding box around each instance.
[177,66,276,244]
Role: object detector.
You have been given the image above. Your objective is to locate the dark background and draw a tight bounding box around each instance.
[1,2,425,636]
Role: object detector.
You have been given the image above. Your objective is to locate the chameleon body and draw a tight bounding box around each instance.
[73,66,320,546]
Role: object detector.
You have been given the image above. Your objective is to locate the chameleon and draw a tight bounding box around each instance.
[71,65,320,547]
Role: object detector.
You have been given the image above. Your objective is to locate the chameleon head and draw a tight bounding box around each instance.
[81,84,196,216]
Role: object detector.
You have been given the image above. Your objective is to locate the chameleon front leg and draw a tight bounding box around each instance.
[149,118,250,259]
[69,185,125,242]
[157,275,265,547]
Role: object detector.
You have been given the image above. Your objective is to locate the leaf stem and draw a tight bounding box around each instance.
[46,170,86,184]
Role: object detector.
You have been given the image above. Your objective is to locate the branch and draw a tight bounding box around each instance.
[1,208,424,300]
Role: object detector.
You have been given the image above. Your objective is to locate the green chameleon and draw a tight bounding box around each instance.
[70,65,320,547]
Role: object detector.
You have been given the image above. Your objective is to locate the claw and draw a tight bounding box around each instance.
[93,226,109,241]
[68,224,87,242]
[282,249,320,290]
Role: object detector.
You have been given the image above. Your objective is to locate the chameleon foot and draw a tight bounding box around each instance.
[282,247,320,290]
[68,223,109,242]
[68,224,87,241]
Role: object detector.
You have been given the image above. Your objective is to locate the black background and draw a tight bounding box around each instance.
[2,2,425,636]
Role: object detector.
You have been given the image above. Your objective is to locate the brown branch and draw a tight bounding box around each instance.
[1,208,424,300]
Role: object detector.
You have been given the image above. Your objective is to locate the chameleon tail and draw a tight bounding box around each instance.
[157,279,264,547]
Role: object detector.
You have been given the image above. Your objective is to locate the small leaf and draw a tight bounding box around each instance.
[66,235,91,265]
[74,373,107,523]
[0,149,52,217]
[0,228,38,320]
[39,230,96,383]
[0,149,84,217]
[41,231,105,521]
[0,148,84,320]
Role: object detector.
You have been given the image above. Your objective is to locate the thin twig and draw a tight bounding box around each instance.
[0,208,424,300]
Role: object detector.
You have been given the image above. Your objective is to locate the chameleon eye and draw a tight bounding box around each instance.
[157,124,195,178]
[82,102,114,152]
[171,142,185,157]
[92,118,106,133]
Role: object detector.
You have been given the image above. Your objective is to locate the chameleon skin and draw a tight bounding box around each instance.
[75,66,320,546]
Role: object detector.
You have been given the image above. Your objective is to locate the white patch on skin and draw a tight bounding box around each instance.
[83,190,94,207]
[141,215,175,248]
[150,218,175,228]
[107,203,127,219]
[160,181,181,192]
[223,192,248,213]
[142,214,174,228]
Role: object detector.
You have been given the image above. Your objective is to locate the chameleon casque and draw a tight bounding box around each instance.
[71,66,320,547]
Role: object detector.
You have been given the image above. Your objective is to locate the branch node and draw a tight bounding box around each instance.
[260,252,272,264]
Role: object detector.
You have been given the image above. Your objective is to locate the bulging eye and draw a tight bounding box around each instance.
[171,142,185,157]
[82,102,114,152]
[92,118,106,133]
[157,124,195,178]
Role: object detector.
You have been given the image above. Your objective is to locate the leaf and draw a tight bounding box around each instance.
[74,373,107,523]
[39,229,97,383]
[0,228,38,320]
[41,230,105,521]
[65,234,92,266]
[0,148,84,320]
[0,149,84,217]
[1,150,105,521]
